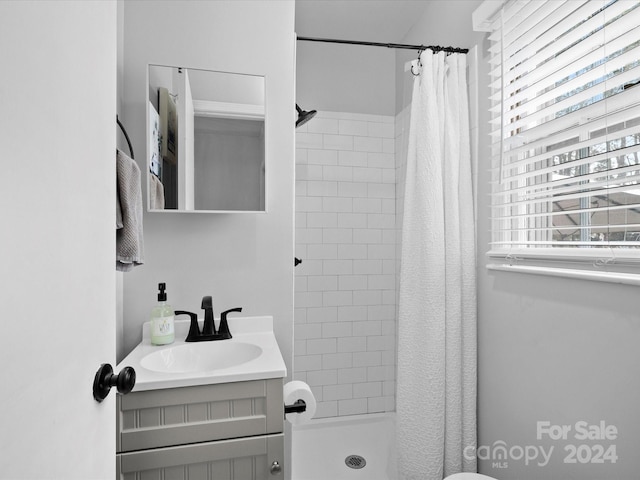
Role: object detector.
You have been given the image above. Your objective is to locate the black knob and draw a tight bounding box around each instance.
[113,366,136,395]
[294,257,302,267]
[93,363,136,403]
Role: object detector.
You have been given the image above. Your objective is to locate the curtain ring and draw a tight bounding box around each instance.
[411,47,425,76]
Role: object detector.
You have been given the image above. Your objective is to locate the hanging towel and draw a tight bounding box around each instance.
[148,171,165,209]
[116,149,144,271]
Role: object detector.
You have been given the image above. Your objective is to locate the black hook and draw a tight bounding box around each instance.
[411,46,425,77]
[116,115,134,159]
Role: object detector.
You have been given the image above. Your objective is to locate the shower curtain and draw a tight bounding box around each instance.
[397,51,476,479]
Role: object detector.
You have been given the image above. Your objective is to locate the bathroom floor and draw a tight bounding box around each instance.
[292,413,396,480]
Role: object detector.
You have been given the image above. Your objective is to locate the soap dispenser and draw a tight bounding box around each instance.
[150,282,175,345]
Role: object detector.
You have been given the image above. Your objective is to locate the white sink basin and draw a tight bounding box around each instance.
[140,342,262,373]
[117,315,287,391]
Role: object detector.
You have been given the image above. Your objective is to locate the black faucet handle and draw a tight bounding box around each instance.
[175,310,200,342]
[221,307,242,318]
[218,307,243,340]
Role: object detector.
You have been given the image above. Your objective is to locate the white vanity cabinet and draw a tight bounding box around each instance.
[116,377,284,479]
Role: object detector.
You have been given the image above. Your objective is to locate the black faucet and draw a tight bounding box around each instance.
[201,296,215,336]
[176,296,242,342]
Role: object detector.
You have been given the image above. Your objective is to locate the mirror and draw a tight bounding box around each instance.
[147,64,266,212]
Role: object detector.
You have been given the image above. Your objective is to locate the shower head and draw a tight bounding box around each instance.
[296,103,317,128]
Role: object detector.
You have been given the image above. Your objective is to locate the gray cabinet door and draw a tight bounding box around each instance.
[117,433,284,480]
[117,379,283,452]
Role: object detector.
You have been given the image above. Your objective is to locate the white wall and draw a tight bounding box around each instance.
[296,41,396,116]
[120,0,295,366]
[395,0,483,114]
[402,1,640,478]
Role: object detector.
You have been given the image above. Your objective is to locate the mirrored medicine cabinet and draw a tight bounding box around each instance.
[147,64,266,213]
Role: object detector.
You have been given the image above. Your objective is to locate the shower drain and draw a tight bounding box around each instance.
[345,454,367,469]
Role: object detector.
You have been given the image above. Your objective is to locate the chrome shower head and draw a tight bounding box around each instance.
[296,103,317,128]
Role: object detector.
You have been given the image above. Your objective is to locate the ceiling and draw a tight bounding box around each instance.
[295,0,432,44]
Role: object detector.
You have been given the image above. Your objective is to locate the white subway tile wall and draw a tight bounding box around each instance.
[295,111,397,417]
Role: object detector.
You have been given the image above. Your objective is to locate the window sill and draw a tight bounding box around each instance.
[486,263,640,286]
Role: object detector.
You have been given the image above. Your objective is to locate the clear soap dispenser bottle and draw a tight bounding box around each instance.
[150,282,175,345]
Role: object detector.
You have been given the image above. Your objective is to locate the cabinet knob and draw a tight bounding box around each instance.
[270,460,282,475]
[93,363,136,402]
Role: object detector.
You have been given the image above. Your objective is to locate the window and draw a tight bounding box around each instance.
[485,0,640,280]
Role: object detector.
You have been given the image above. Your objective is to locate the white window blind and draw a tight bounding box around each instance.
[487,0,640,275]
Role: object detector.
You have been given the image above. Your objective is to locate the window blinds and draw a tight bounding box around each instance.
[488,0,640,266]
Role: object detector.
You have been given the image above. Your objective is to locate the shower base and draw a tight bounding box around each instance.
[292,412,397,480]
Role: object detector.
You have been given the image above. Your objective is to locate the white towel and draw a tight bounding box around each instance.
[148,172,165,209]
[116,149,144,271]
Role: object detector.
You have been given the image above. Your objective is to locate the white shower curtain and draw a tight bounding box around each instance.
[397,51,477,480]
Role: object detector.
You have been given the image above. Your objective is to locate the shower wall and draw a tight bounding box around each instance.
[294,111,396,418]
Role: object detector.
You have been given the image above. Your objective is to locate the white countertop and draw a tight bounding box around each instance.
[117,315,287,392]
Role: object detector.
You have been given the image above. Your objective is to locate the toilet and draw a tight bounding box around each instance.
[445,474,498,480]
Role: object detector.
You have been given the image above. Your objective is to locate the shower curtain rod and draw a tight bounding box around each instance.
[297,36,468,54]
